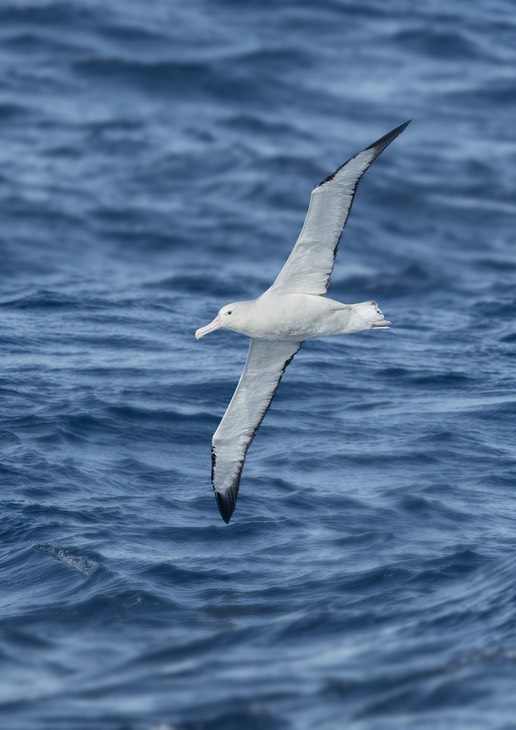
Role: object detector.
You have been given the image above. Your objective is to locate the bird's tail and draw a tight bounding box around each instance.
[355,300,391,329]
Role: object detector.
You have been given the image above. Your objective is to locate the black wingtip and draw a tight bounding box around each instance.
[366,120,411,154]
[215,488,237,524]
[316,120,411,189]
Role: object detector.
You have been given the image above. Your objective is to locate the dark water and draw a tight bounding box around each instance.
[1,1,516,728]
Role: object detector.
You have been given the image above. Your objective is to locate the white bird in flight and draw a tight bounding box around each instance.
[196,121,410,523]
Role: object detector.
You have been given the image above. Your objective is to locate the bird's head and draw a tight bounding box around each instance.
[195,302,250,340]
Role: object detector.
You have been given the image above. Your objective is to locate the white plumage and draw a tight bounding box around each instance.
[196,121,410,523]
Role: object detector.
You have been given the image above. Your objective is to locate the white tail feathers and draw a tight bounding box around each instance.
[354,300,391,330]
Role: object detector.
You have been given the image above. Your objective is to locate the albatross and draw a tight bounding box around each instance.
[196,121,410,523]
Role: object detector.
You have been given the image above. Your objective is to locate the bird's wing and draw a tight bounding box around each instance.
[211,338,302,523]
[268,121,410,297]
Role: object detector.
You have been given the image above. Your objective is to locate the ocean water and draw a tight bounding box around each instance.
[1,1,516,728]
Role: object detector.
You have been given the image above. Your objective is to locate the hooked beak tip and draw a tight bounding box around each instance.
[195,314,222,341]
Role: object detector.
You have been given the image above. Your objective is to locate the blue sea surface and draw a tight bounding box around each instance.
[1,1,516,728]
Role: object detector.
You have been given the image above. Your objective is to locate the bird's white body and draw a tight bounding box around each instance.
[207,294,389,341]
[195,121,410,523]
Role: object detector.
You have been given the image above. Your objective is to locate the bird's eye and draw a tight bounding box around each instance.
[227,311,232,315]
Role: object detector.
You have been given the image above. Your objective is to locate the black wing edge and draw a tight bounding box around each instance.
[211,344,303,524]
[215,483,239,525]
[316,120,411,188]
[365,119,411,157]
[212,444,242,524]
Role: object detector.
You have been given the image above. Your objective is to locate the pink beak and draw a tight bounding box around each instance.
[195,314,222,340]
